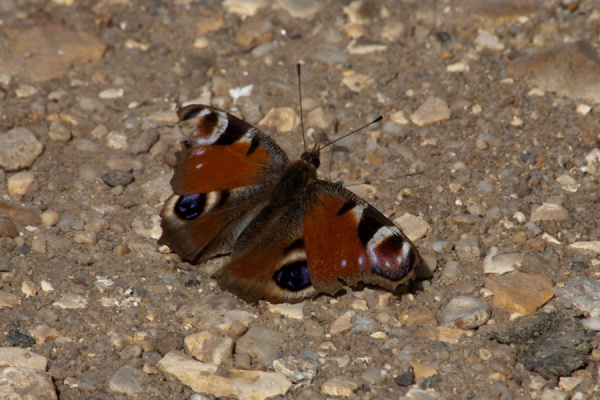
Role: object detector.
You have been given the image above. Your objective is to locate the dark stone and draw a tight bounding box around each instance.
[156,331,184,355]
[490,311,591,379]
[7,329,36,347]
[394,369,415,387]
[101,170,134,187]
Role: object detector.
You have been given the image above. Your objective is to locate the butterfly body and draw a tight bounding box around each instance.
[159,104,422,303]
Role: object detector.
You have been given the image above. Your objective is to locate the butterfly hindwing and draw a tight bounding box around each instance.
[303,181,419,295]
[159,105,289,263]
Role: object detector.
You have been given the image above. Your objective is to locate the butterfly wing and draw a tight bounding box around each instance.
[302,181,419,295]
[159,105,290,263]
[213,180,419,304]
[212,202,318,303]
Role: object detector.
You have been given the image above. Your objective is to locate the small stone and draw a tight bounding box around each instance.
[434,326,471,344]
[346,38,387,55]
[394,213,430,242]
[541,389,569,400]
[389,110,409,125]
[305,107,331,130]
[555,276,600,317]
[439,296,491,330]
[0,347,48,369]
[101,170,134,187]
[0,291,19,308]
[432,240,451,253]
[80,97,105,112]
[236,326,285,368]
[330,310,354,335]
[119,344,143,360]
[409,361,437,379]
[31,238,47,253]
[130,128,159,154]
[475,29,504,51]
[341,73,374,93]
[410,97,451,126]
[15,85,38,98]
[268,302,304,319]
[447,61,469,72]
[53,294,88,309]
[184,332,234,365]
[235,18,273,48]
[228,320,248,339]
[273,356,318,383]
[108,365,146,395]
[157,350,291,400]
[485,272,554,314]
[405,388,439,400]
[321,375,361,397]
[41,280,54,292]
[569,241,600,253]
[558,376,583,391]
[99,88,124,99]
[361,367,389,384]
[531,202,568,222]
[0,128,44,171]
[455,237,481,261]
[156,331,184,355]
[581,316,600,331]
[223,0,267,17]
[0,367,57,399]
[7,171,36,195]
[483,247,523,274]
[41,210,60,227]
[21,280,38,297]
[106,131,128,150]
[73,231,98,245]
[29,324,60,344]
[48,122,72,142]
[394,369,415,386]
[556,174,578,192]
[277,0,323,19]
[0,216,18,238]
[257,107,298,133]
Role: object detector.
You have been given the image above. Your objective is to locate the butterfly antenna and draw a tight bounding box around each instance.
[297,63,307,153]
[320,115,383,152]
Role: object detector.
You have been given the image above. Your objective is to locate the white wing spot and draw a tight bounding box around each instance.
[341,259,347,268]
[195,163,203,169]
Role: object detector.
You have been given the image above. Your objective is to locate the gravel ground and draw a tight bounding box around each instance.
[1,0,600,399]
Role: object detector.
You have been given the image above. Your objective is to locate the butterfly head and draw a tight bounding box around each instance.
[300,148,321,170]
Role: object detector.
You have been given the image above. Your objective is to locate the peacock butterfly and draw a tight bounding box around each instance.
[159,72,423,304]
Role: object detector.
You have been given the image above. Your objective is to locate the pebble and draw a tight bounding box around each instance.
[15,84,38,98]
[101,170,134,187]
[0,291,19,308]
[235,18,273,48]
[99,88,124,99]
[329,310,354,335]
[361,367,389,384]
[268,302,304,319]
[30,324,60,344]
[409,361,437,379]
[475,29,504,51]
[277,0,323,19]
[405,388,438,400]
[485,272,554,314]
[390,110,409,125]
[236,326,285,368]
[257,107,298,133]
[558,376,583,391]
[454,237,481,261]
[0,127,44,171]
[48,122,72,142]
[507,40,600,104]
[157,350,291,400]
[130,128,159,154]
[108,365,146,395]
[0,367,57,399]
[0,347,48,370]
[7,171,36,195]
[223,0,266,17]
[341,73,375,93]
[0,216,18,238]
[555,276,600,317]
[346,38,387,55]
[320,375,361,397]
[483,247,522,274]
[79,97,105,112]
[568,241,600,253]
[184,332,234,365]
[273,356,318,383]
[541,389,569,400]
[53,294,88,309]
[106,131,128,150]
[410,97,451,126]
[530,202,568,222]
[305,107,330,130]
[394,213,430,242]
[119,344,142,360]
[394,369,415,386]
[439,295,491,330]
[432,240,451,253]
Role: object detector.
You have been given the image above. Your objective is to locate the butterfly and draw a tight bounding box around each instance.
[158,102,423,304]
